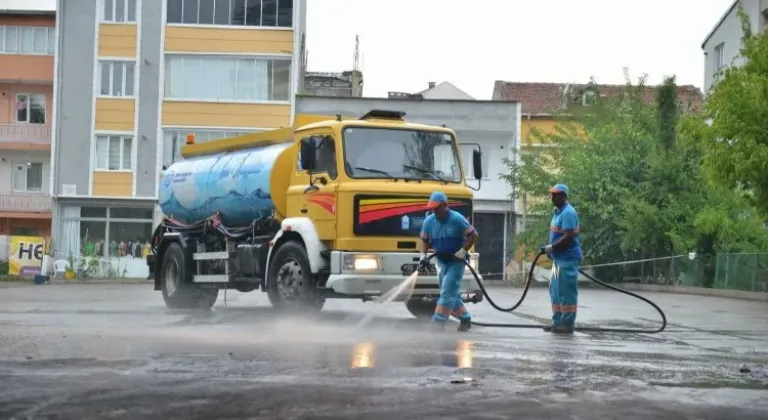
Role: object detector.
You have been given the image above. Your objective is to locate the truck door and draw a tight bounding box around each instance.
[287,133,338,240]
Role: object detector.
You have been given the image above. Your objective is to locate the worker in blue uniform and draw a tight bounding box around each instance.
[418,191,478,332]
[543,184,583,334]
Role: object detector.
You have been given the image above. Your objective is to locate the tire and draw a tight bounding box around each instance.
[267,241,325,312]
[405,298,437,320]
[160,242,218,310]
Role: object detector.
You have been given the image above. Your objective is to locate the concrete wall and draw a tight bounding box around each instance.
[702,0,763,94]
[52,0,97,196]
[295,96,521,212]
[135,0,162,197]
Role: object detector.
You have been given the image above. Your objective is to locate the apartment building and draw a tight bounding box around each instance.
[52,0,306,276]
[702,0,768,94]
[0,5,56,237]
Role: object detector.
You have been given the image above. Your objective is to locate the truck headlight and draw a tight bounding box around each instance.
[343,255,381,271]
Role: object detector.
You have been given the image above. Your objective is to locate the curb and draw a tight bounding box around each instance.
[1,278,150,286]
[490,281,768,301]
[610,283,768,302]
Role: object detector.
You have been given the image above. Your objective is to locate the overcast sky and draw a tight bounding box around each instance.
[305,0,734,99]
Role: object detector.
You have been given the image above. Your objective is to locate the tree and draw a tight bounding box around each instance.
[503,74,768,285]
[701,4,768,216]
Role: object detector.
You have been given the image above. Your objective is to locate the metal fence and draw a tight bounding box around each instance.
[588,253,768,293]
[588,254,707,286]
[714,253,768,293]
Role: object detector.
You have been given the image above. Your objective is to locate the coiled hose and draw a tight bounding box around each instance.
[426,251,667,333]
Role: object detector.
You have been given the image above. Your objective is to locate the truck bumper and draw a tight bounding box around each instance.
[326,251,482,299]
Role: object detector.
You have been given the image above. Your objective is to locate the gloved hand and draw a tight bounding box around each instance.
[418,253,430,269]
[541,245,553,256]
[454,248,468,260]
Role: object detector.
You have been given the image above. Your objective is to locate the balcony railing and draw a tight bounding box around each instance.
[0,193,52,213]
[0,124,52,146]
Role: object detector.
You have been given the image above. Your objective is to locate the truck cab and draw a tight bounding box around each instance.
[148,110,484,319]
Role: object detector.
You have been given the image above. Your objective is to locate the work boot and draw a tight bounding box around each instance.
[551,325,574,335]
[457,318,472,332]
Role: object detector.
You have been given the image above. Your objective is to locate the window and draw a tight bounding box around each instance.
[12,162,44,193]
[0,25,55,55]
[163,128,255,164]
[714,42,725,77]
[103,0,138,23]
[95,135,133,170]
[60,205,154,278]
[11,227,39,236]
[99,61,136,97]
[300,135,338,179]
[15,94,46,124]
[461,144,489,179]
[167,0,293,27]
[164,55,290,101]
[343,128,463,183]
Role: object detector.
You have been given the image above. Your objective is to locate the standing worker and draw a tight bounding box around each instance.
[543,184,583,334]
[418,191,478,332]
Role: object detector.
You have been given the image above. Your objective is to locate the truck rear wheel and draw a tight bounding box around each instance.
[405,298,437,320]
[160,242,218,310]
[267,241,325,312]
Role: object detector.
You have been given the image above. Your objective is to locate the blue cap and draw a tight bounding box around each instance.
[549,184,569,196]
[426,191,448,209]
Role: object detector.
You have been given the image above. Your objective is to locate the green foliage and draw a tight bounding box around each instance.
[504,72,768,272]
[0,260,8,275]
[701,4,768,216]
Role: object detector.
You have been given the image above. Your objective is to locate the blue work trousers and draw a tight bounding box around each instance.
[549,259,579,328]
[431,259,471,323]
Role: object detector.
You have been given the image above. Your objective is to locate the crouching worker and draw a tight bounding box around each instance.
[543,184,583,334]
[418,191,478,332]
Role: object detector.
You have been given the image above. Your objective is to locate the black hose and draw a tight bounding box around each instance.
[426,251,667,334]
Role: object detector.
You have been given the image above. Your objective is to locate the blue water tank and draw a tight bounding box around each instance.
[158,142,291,226]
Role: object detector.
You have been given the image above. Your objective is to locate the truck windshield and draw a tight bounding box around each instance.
[342,127,462,182]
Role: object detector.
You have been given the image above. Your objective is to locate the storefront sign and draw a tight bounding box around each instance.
[9,236,45,277]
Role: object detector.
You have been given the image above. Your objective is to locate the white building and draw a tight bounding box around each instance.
[702,0,768,94]
[388,81,474,101]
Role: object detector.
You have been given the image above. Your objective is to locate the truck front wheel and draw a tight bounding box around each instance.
[160,242,218,310]
[405,298,437,320]
[267,241,325,312]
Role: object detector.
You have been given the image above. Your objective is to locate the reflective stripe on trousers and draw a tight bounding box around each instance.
[432,259,471,323]
[549,259,579,328]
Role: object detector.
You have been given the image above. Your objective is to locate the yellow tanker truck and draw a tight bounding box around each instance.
[147,110,484,318]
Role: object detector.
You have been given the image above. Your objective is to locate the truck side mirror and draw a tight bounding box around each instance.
[472,149,482,180]
[300,138,316,171]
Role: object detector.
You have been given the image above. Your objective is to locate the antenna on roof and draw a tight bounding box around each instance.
[353,34,360,72]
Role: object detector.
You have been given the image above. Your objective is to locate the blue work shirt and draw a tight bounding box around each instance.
[420,209,475,263]
[549,203,583,262]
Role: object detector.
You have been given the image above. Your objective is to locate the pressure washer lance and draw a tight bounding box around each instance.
[426,251,667,334]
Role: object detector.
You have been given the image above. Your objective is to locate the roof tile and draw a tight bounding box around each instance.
[494,81,704,115]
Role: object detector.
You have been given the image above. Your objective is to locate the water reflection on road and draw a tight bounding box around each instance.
[350,339,475,370]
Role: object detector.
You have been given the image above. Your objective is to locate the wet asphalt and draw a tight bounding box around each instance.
[1,283,767,419]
